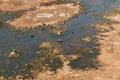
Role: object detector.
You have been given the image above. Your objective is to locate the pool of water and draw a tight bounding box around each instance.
[0,0,120,78]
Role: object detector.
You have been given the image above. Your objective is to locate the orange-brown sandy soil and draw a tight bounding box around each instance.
[0,0,55,12]
[0,0,86,31]
[32,6,120,80]
[9,3,80,30]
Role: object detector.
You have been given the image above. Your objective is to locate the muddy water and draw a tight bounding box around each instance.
[0,0,120,78]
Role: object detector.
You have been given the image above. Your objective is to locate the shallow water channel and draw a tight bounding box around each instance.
[0,0,120,78]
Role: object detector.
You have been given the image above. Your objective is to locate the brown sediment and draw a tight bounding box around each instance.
[0,0,55,12]
[82,37,92,42]
[95,6,120,80]
[9,3,80,30]
[96,6,120,57]
[0,0,86,31]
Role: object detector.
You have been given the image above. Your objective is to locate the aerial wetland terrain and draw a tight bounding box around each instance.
[0,0,120,80]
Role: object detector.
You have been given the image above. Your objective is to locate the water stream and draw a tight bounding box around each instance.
[0,0,120,78]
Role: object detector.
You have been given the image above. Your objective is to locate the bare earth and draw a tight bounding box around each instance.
[0,0,55,12]
[0,0,83,30]
[9,3,80,30]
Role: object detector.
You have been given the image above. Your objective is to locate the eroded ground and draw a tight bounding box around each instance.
[9,3,80,30]
[0,0,55,12]
[0,0,86,31]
